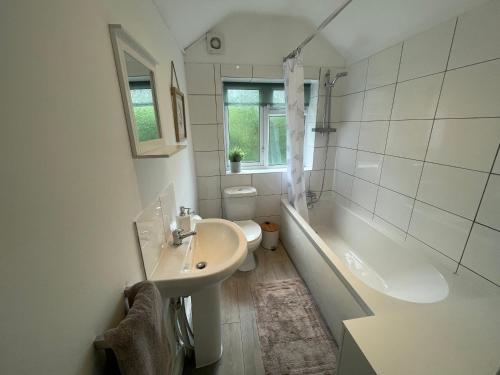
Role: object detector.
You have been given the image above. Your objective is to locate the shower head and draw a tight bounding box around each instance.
[325,71,348,87]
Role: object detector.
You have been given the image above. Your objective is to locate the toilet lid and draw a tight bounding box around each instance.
[234,220,262,242]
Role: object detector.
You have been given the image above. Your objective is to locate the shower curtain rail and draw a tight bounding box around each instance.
[283,0,353,62]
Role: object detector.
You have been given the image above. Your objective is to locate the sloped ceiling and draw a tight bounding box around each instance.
[155,0,490,62]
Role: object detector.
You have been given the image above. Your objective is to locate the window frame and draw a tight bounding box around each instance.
[223,81,312,172]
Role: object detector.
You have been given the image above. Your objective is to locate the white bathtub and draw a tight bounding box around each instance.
[308,197,449,304]
[280,194,450,342]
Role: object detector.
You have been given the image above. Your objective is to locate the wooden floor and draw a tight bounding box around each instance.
[183,242,300,375]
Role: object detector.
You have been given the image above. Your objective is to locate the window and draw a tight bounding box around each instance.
[129,81,160,142]
[224,82,312,170]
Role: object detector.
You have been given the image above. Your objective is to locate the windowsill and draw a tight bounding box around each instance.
[225,166,313,175]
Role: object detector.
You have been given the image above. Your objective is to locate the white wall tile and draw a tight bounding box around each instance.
[197,176,221,199]
[437,59,500,118]
[325,147,336,169]
[354,151,383,184]
[477,175,500,231]
[399,19,456,81]
[194,151,220,177]
[215,95,223,123]
[220,63,252,78]
[392,73,444,120]
[373,215,407,241]
[357,121,389,153]
[351,178,378,212]
[221,174,251,190]
[198,199,222,218]
[426,118,500,172]
[380,156,423,197]
[185,63,215,94]
[217,124,225,150]
[362,84,395,121]
[333,170,354,198]
[191,125,219,151]
[330,122,360,148]
[314,130,328,147]
[312,147,327,170]
[252,173,282,195]
[417,163,488,219]
[335,147,357,174]
[214,64,222,95]
[323,170,334,191]
[375,187,414,230]
[385,120,433,160]
[333,59,368,96]
[448,0,500,69]
[409,201,472,261]
[350,201,374,221]
[256,195,281,217]
[332,92,364,122]
[309,170,325,192]
[188,95,217,124]
[252,65,283,79]
[218,151,227,175]
[494,156,500,175]
[461,224,500,285]
[366,43,402,89]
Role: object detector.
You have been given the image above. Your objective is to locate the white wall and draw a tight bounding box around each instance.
[0,0,196,373]
[320,0,500,287]
[184,13,345,66]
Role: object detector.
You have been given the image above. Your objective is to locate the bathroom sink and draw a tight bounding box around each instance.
[151,218,247,367]
[151,218,247,297]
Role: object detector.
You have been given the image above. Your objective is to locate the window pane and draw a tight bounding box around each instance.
[272,90,285,106]
[227,89,259,104]
[268,115,287,165]
[227,104,260,162]
[130,88,160,142]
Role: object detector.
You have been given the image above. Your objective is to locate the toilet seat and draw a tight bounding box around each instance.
[234,220,262,251]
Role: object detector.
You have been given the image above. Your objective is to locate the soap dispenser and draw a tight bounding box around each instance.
[176,206,192,232]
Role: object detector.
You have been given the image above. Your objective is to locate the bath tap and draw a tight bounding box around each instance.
[306,191,317,208]
[172,228,197,246]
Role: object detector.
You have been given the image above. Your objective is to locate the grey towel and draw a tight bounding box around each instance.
[104,281,171,375]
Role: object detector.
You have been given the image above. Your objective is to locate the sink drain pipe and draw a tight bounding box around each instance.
[171,297,195,357]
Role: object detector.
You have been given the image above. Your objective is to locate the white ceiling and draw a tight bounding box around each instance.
[155,0,490,62]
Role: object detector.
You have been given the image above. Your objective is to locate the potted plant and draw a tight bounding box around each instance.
[228,146,245,173]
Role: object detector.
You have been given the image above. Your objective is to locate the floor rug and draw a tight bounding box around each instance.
[252,278,338,374]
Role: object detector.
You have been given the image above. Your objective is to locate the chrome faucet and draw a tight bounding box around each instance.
[172,228,197,246]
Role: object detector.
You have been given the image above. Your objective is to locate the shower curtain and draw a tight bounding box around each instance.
[284,52,309,222]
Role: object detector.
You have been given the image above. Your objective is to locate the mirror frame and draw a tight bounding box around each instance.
[109,24,164,157]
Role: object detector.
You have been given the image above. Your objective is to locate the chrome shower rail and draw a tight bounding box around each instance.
[283,0,353,62]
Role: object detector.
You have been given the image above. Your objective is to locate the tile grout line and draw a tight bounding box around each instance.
[332,167,500,232]
[454,142,500,273]
[372,42,404,219]
[348,59,370,200]
[405,17,459,240]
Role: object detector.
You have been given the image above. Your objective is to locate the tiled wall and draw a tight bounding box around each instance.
[186,62,343,223]
[319,0,500,287]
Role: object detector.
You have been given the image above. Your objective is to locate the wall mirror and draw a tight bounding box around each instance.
[109,24,185,158]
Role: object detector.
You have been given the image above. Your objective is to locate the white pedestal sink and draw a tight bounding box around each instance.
[150,219,247,367]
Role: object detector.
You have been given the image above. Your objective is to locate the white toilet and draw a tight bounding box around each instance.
[222,186,262,271]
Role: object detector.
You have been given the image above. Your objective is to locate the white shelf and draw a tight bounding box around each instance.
[136,144,187,158]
